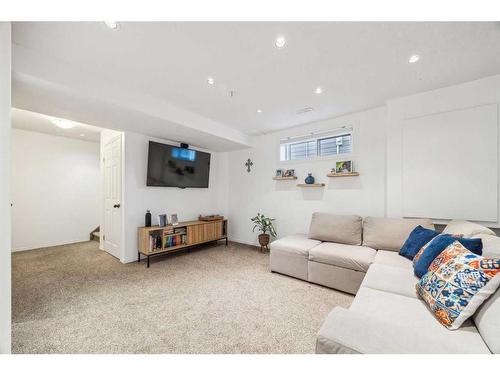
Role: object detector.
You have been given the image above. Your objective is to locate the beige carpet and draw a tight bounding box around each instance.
[12,241,353,354]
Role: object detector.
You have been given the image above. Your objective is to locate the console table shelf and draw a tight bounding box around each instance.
[137,219,228,267]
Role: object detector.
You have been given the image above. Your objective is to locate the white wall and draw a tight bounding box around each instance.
[121,132,229,263]
[225,74,500,244]
[110,74,500,258]
[11,128,100,251]
[387,74,500,227]
[0,22,11,354]
[227,107,387,245]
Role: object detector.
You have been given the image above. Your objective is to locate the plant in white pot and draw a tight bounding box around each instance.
[251,213,277,252]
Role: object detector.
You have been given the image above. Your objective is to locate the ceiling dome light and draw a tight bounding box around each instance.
[256,109,262,114]
[50,118,77,129]
[408,54,421,64]
[207,77,215,85]
[314,87,323,94]
[104,21,119,30]
[275,36,286,48]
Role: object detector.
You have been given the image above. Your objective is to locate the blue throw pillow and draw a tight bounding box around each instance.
[413,234,482,278]
[399,225,439,260]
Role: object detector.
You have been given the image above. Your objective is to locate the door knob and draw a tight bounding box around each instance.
[114,204,121,208]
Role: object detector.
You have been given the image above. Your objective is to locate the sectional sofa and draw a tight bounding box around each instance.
[269,213,500,354]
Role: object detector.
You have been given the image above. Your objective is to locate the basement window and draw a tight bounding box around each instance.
[280,130,353,161]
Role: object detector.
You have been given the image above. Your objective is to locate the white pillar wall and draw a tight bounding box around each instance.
[0,22,11,354]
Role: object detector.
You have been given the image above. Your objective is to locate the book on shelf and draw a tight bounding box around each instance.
[174,227,186,235]
[149,233,163,252]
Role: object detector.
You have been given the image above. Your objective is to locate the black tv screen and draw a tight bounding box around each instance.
[146,141,211,188]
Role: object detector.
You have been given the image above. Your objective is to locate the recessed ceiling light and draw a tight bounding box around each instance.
[314,87,323,94]
[207,77,215,85]
[256,109,262,114]
[104,21,119,30]
[50,118,77,129]
[275,36,286,48]
[408,54,421,64]
[79,133,85,137]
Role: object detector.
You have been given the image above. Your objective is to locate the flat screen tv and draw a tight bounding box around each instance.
[147,141,211,188]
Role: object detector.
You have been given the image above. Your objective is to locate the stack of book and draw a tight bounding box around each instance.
[174,227,187,246]
[163,227,187,248]
[149,233,163,252]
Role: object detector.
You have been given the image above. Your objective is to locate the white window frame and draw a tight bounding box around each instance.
[278,127,354,164]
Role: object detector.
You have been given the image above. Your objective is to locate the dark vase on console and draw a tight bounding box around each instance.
[145,210,152,227]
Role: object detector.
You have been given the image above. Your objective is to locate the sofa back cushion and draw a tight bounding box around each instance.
[474,288,500,354]
[476,234,500,258]
[443,220,495,237]
[308,213,362,245]
[362,217,434,251]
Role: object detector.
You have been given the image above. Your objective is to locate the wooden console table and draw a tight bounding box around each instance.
[137,219,228,268]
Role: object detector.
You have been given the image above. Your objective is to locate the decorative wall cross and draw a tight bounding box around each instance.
[245,158,253,173]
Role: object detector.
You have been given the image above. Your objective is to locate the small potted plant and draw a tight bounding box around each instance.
[251,213,277,252]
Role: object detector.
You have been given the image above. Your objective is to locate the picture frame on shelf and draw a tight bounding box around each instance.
[334,161,353,174]
[158,214,168,227]
[171,213,179,226]
[284,169,295,177]
[275,169,284,177]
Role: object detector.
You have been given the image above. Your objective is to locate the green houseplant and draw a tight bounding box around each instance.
[251,213,277,251]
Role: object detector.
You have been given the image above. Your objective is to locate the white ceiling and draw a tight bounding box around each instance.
[11,22,500,149]
[11,108,102,142]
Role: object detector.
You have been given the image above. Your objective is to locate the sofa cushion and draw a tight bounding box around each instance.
[270,234,321,258]
[476,234,500,257]
[473,288,500,354]
[373,250,413,270]
[326,288,491,354]
[399,225,439,260]
[413,234,482,278]
[362,217,434,251]
[360,263,419,299]
[308,213,362,245]
[308,262,365,295]
[308,242,376,272]
[443,219,495,237]
[416,241,500,330]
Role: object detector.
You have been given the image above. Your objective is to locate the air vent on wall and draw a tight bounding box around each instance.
[296,107,314,115]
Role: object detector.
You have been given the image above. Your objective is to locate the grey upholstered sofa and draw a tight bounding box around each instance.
[270,213,433,294]
[270,213,500,354]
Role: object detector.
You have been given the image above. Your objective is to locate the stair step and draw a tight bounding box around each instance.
[92,231,100,238]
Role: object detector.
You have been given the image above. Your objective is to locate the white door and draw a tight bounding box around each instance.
[103,136,122,259]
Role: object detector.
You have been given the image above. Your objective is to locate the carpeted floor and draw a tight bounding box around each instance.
[12,241,353,354]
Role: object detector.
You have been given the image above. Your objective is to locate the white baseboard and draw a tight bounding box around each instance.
[229,237,259,247]
[12,238,92,252]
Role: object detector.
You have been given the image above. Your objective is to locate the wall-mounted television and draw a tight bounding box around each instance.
[146,141,211,188]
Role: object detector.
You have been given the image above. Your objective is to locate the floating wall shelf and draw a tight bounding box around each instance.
[326,172,360,177]
[297,183,325,187]
[273,176,298,180]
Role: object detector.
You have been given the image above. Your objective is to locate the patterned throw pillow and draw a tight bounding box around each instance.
[413,234,482,278]
[416,241,500,329]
